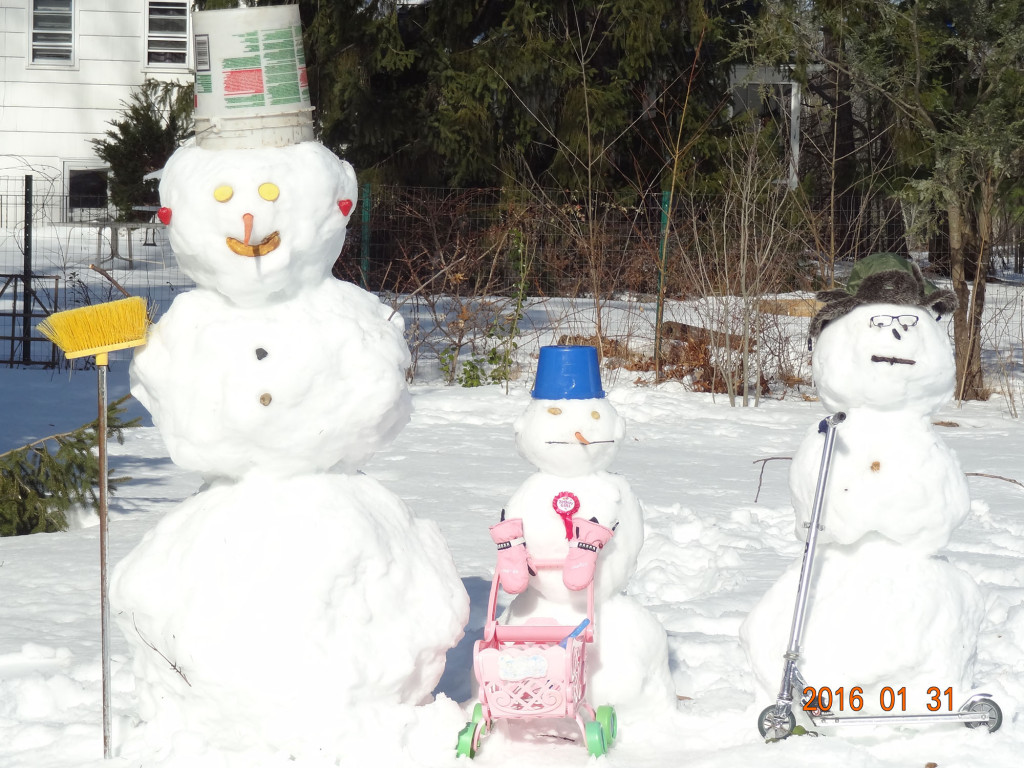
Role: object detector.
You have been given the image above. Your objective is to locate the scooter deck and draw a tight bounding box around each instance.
[812,711,989,727]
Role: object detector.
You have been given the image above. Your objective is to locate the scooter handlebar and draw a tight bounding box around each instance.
[817,411,847,434]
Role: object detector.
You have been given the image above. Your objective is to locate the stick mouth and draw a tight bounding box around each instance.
[226,232,281,258]
[871,354,916,366]
[543,438,616,445]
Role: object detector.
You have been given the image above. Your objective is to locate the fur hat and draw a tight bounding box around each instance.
[809,254,958,341]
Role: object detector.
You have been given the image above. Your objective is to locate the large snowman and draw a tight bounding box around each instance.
[742,255,984,717]
[493,346,675,712]
[110,13,468,763]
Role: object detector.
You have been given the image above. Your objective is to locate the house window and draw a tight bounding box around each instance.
[31,0,74,65]
[66,169,109,221]
[147,1,189,67]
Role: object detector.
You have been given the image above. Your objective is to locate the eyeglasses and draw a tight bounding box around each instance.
[869,314,919,330]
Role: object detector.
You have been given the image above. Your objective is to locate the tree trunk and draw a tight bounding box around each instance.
[949,201,988,401]
[821,27,861,262]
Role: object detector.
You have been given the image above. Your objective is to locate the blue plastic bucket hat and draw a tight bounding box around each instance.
[531,345,605,400]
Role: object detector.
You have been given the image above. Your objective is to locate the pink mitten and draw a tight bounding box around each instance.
[490,517,531,594]
[562,517,614,591]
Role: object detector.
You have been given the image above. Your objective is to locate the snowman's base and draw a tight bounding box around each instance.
[742,538,985,710]
[111,472,469,762]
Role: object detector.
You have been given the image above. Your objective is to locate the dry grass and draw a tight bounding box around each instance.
[757,297,824,317]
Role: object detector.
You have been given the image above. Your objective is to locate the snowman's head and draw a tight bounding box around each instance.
[159,142,357,306]
[514,397,625,476]
[813,302,955,414]
[808,256,958,415]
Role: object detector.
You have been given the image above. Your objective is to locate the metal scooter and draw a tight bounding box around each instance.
[757,412,1002,740]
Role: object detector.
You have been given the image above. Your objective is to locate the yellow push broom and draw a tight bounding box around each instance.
[37,295,150,760]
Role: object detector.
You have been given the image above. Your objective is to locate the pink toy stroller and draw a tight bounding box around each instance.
[455,559,617,758]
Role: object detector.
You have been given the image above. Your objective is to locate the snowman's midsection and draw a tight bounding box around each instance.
[793,425,967,502]
[507,473,622,542]
[132,289,410,476]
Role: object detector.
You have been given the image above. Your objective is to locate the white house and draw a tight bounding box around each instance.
[0,0,191,215]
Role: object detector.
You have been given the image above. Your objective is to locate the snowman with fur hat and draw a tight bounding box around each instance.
[793,253,969,549]
[742,254,986,717]
[491,345,675,714]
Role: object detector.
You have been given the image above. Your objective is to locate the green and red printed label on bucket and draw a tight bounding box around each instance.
[194,7,310,112]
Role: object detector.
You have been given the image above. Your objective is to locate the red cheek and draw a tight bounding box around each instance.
[338,199,353,217]
[158,207,172,225]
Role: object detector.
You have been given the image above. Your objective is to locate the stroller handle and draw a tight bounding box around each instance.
[484,558,596,644]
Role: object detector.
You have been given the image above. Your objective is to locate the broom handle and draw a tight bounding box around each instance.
[97,357,111,759]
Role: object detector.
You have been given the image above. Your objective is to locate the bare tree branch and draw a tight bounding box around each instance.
[132,612,191,687]
[753,456,793,502]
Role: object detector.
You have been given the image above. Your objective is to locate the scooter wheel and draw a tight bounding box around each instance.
[964,698,1003,733]
[758,705,796,740]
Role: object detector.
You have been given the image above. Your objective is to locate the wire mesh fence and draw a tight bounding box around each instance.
[334,186,670,299]
[337,185,1023,299]
[1,178,191,367]
[3,177,1022,383]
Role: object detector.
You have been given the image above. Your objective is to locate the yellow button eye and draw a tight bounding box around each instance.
[213,185,233,202]
[547,407,563,415]
[591,411,601,420]
[258,183,280,202]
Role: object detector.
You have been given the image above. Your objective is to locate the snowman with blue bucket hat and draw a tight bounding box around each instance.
[491,346,676,712]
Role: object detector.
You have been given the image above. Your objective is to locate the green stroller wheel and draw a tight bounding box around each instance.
[456,720,479,759]
[596,705,617,746]
[584,720,606,756]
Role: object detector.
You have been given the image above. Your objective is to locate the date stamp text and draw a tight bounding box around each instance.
[802,686,956,713]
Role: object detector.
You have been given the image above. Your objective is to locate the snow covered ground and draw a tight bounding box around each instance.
[2,335,1023,767]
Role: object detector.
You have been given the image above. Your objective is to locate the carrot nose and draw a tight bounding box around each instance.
[574,431,591,445]
[242,213,254,245]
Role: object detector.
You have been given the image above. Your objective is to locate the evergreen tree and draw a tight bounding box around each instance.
[305,0,445,185]
[748,0,1024,400]
[303,0,747,193]
[0,396,138,536]
[91,80,193,221]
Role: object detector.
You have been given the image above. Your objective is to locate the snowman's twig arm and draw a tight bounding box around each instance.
[966,472,1024,490]
[752,457,792,502]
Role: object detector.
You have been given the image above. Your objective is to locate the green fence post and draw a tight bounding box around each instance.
[360,182,371,290]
